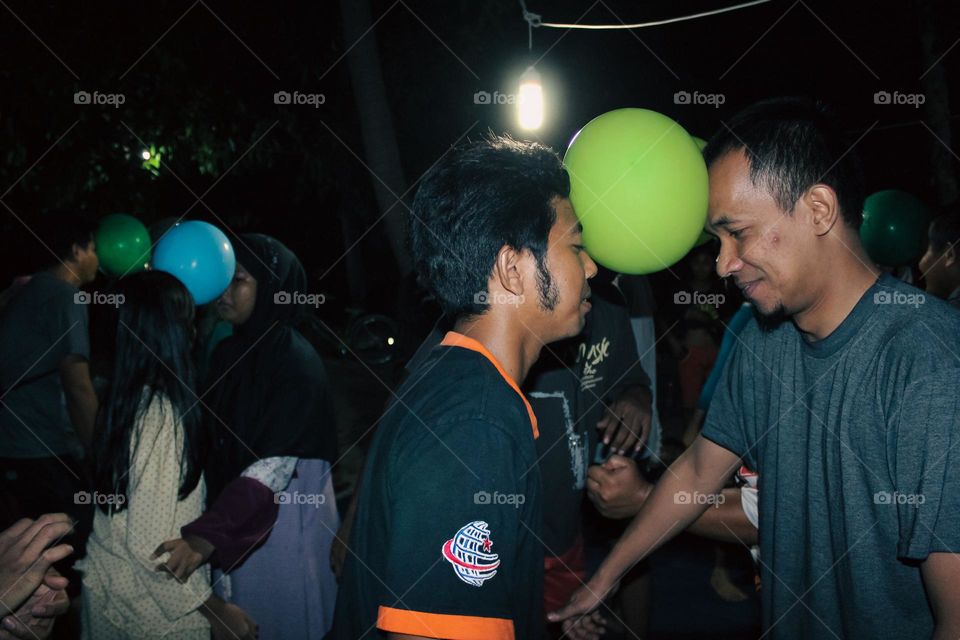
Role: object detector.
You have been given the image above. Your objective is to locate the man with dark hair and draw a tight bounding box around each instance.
[331,135,597,640]
[551,97,960,639]
[919,208,960,309]
[0,211,100,635]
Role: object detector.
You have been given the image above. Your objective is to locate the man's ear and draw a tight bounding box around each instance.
[491,244,527,297]
[945,243,957,269]
[68,242,84,264]
[803,184,841,237]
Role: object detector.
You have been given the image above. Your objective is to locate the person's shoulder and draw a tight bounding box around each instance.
[865,279,960,373]
[132,388,181,447]
[395,347,530,443]
[6,272,77,311]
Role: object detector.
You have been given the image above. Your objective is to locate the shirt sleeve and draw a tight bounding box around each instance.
[181,476,279,570]
[242,456,297,493]
[375,418,526,640]
[888,372,960,561]
[55,294,90,359]
[126,397,211,622]
[698,303,753,410]
[700,327,751,465]
[606,308,651,399]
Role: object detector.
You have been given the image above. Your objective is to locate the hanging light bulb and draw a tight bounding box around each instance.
[517,66,543,130]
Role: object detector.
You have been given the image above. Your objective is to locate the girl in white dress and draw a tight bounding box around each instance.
[78,271,256,639]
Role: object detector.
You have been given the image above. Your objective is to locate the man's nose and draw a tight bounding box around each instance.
[716,241,742,279]
[583,250,599,280]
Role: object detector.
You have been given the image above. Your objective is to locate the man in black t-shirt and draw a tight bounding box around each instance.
[331,136,599,639]
[402,280,654,625]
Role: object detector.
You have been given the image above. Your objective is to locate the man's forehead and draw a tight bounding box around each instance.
[553,198,582,235]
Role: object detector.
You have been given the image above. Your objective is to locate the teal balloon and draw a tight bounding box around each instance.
[95,214,151,276]
[152,221,235,305]
[860,190,932,267]
[563,109,709,275]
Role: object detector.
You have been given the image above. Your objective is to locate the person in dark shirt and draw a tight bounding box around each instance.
[0,212,99,632]
[919,209,960,309]
[400,277,654,634]
[331,135,599,640]
[551,97,960,640]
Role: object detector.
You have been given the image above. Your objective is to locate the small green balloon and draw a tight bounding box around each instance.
[564,109,709,275]
[96,214,152,276]
[860,190,932,267]
[692,136,708,151]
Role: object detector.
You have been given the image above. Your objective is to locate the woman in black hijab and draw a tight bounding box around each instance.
[156,234,340,639]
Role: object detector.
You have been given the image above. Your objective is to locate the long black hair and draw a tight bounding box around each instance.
[93,270,204,514]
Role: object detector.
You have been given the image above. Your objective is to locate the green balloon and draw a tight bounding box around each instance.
[692,136,708,151]
[860,190,932,267]
[96,214,151,276]
[564,109,709,275]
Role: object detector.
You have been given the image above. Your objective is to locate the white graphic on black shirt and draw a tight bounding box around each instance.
[578,337,611,392]
[529,391,586,490]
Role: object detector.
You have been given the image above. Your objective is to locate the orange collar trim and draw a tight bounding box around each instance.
[440,331,539,440]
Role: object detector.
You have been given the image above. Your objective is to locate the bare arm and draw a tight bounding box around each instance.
[550,435,741,624]
[588,457,757,547]
[922,552,960,640]
[686,488,758,546]
[58,355,97,449]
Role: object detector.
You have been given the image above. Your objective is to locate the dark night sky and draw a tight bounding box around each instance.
[0,0,957,311]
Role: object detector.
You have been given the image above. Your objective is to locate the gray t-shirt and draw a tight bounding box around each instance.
[702,274,960,639]
[0,272,90,458]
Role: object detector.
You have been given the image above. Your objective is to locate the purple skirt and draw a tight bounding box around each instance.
[215,458,340,639]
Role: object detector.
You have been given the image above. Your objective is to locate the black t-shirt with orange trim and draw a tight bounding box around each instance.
[330,332,543,640]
